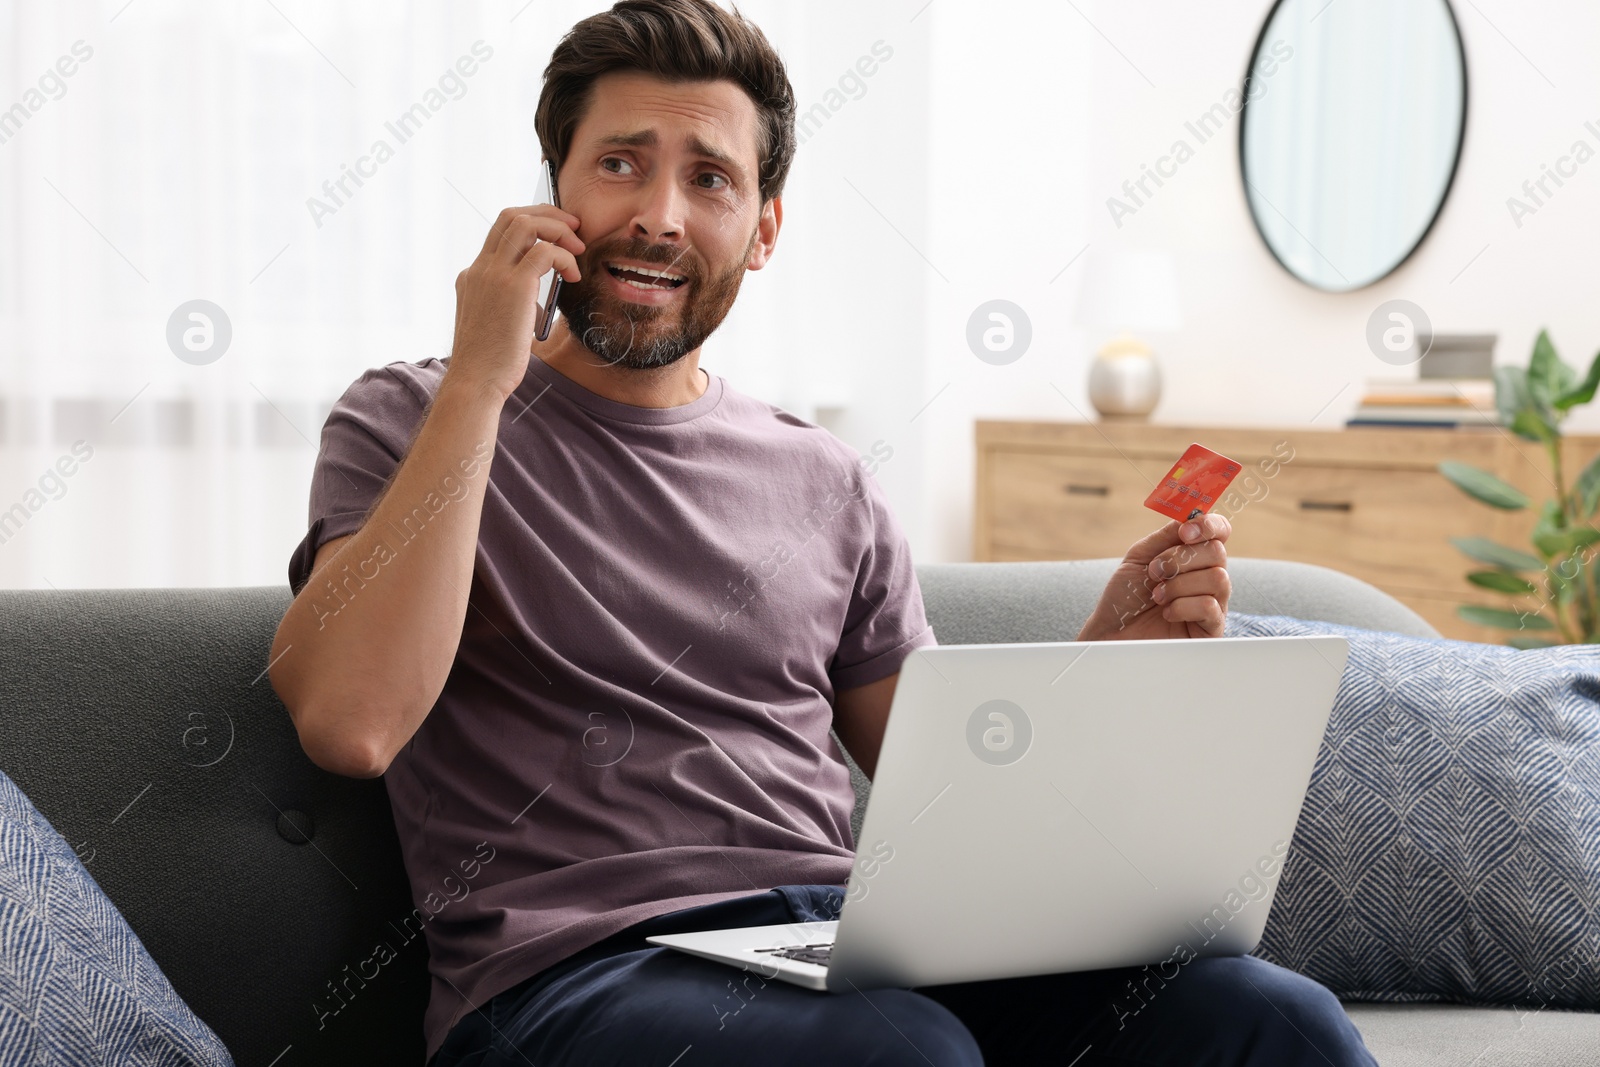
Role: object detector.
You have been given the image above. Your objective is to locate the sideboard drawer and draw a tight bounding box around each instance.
[1228,463,1497,596]
[975,421,1600,644]
[984,447,1488,597]
[985,448,1168,557]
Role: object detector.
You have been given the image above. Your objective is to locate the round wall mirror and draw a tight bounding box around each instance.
[1239,0,1467,292]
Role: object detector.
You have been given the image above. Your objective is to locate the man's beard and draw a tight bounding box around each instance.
[556,230,755,370]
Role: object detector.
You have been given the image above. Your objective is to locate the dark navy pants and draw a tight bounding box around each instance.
[429,884,1377,1066]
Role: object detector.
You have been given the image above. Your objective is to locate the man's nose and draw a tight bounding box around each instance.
[629,173,688,242]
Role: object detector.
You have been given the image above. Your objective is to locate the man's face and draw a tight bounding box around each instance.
[553,71,778,370]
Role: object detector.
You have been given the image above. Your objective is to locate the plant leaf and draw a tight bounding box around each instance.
[1450,537,1545,571]
[1526,329,1574,413]
[1549,562,1576,607]
[1468,570,1538,594]
[1506,635,1558,650]
[1533,524,1600,559]
[1511,408,1557,443]
[1575,452,1600,518]
[1438,461,1530,510]
[1554,348,1600,411]
[1456,604,1556,630]
[1531,499,1565,558]
[1494,365,1532,427]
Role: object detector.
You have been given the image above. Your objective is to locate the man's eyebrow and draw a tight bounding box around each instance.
[595,129,747,182]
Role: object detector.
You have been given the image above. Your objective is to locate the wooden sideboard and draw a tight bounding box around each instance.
[974,420,1600,644]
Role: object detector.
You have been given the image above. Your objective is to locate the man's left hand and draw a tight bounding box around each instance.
[1077,514,1232,641]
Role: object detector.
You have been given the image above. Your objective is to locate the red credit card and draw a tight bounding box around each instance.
[1144,443,1243,523]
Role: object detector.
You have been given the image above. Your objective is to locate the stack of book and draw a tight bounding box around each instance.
[1345,333,1501,429]
[1345,378,1500,428]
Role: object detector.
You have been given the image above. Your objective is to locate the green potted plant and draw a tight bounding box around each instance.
[1438,330,1600,647]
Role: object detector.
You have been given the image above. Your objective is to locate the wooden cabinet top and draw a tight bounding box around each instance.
[976,419,1599,476]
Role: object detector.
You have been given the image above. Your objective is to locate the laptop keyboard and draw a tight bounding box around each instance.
[754,941,834,967]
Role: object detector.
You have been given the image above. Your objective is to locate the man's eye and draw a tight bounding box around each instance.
[698,172,729,190]
[601,157,633,175]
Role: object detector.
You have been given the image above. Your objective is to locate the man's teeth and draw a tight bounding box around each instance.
[626,265,686,281]
[607,262,687,290]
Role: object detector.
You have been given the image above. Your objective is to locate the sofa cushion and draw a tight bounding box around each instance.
[1228,614,1600,1010]
[0,767,235,1065]
[1343,1003,1600,1066]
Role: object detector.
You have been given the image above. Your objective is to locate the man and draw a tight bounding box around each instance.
[270,1,1376,1063]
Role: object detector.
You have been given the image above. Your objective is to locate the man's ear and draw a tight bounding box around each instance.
[746,195,782,271]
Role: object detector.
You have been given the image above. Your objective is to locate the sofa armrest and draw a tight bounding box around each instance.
[912,557,1440,646]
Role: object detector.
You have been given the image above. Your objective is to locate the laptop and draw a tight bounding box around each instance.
[646,634,1348,993]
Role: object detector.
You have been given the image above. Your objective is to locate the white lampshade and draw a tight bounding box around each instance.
[1074,248,1183,333]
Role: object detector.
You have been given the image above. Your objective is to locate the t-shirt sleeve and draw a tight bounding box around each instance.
[286,366,430,596]
[828,463,937,693]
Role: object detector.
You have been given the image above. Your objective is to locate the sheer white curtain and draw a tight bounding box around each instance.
[0,0,917,588]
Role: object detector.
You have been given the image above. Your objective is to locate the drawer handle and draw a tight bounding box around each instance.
[1064,484,1110,497]
[1299,500,1353,513]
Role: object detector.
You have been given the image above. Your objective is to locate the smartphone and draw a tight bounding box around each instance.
[533,158,563,342]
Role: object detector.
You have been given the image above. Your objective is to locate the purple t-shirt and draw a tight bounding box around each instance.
[285,354,935,1060]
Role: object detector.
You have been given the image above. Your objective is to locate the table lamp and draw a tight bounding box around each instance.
[1073,248,1183,420]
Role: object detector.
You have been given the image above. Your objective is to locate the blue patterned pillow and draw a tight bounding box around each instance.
[1227,614,1600,1009]
[0,769,235,1065]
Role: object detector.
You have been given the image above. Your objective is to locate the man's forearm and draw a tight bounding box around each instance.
[268,375,506,777]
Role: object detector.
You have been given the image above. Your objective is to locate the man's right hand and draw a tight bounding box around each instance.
[447,204,586,403]
[272,207,586,778]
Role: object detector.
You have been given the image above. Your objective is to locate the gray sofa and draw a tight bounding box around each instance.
[1,557,1595,1065]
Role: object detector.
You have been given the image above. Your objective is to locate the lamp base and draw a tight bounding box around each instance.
[1088,334,1162,420]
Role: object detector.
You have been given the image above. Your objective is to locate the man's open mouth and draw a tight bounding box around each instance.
[605,261,688,292]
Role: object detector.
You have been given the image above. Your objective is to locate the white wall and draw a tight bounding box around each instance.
[714,0,934,552]
[902,0,1600,564]
[2,0,1593,585]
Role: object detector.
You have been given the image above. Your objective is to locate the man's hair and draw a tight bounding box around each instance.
[536,0,797,204]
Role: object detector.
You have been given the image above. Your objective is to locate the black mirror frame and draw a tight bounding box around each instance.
[1237,0,1471,293]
